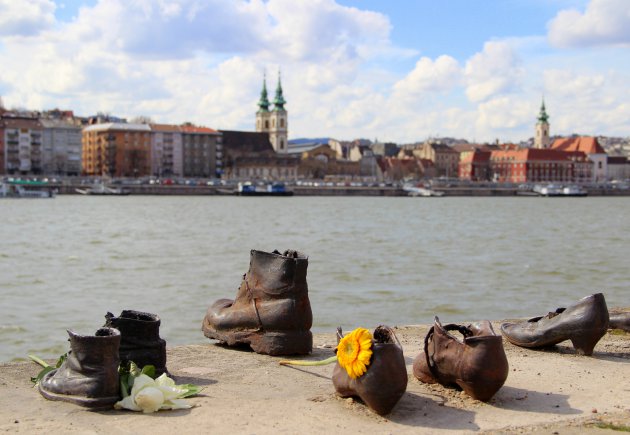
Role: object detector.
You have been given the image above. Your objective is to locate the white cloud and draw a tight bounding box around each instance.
[0,1,628,144]
[393,55,462,97]
[0,0,56,37]
[464,41,524,103]
[548,0,630,48]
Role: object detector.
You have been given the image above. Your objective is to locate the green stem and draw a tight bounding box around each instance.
[279,355,337,366]
[28,355,50,369]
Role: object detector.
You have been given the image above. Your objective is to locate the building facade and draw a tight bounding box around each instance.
[180,124,222,178]
[415,141,459,178]
[82,123,151,177]
[221,130,298,180]
[2,117,44,174]
[150,124,184,177]
[551,136,607,182]
[40,119,82,176]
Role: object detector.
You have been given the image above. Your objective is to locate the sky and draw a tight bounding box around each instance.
[0,0,629,144]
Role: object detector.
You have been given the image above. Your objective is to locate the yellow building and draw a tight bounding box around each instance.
[82,123,151,177]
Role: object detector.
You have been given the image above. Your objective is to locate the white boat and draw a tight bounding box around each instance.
[76,183,130,196]
[532,184,587,197]
[402,183,444,197]
[0,182,56,198]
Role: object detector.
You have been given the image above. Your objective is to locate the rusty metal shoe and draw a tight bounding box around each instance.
[202,249,313,355]
[104,310,168,376]
[500,293,609,356]
[332,325,407,415]
[38,328,121,408]
[609,310,630,332]
[412,317,508,402]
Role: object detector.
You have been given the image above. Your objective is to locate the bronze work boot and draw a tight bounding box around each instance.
[202,249,313,355]
[413,317,508,402]
[104,310,168,376]
[38,328,121,408]
[500,293,609,356]
[332,325,407,415]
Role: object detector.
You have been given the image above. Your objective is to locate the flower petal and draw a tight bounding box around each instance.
[114,395,141,412]
[134,386,165,413]
[161,399,193,410]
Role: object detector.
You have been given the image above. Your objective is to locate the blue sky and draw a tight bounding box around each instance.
[0,0,628,143]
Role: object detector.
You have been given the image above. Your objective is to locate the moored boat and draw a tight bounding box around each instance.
[531,184,588,197]
[402,183,444,197]
[75,183,130,196]
[1,181,56,198]
[235,182,293,196]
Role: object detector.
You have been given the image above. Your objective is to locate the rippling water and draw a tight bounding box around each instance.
[1,195,628,362]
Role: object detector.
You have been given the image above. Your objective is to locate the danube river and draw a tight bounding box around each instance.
[1,195,628,362]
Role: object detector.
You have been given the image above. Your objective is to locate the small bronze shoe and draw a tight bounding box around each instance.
[332,325,407,415]
[500,293,609,356]
[38,328,121,408]
[104,310,169,376]
[412,317,508,402]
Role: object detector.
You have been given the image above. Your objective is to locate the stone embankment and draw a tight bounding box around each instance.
[1,325,629,434]
[54,184,630,196]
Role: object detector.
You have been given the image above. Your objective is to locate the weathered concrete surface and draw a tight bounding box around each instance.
[1,324,629,434]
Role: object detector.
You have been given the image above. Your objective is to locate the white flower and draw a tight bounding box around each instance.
[115,373,192,413]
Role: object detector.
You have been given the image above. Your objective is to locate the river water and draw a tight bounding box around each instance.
[1,195,628,362]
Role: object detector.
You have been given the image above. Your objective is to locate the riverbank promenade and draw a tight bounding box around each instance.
[2,323,629,434]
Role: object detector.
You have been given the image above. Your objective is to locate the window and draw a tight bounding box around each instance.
[272,119,275,127]
[265,121,269,129]
[280,119,285,128]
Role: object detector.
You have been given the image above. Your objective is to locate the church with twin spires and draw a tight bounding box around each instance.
[255,73,288,153]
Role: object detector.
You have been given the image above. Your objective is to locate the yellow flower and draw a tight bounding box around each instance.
[337,328,373,379]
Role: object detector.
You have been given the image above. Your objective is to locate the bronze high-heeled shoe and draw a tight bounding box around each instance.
[500,293,609,355]
[413,317,508,402]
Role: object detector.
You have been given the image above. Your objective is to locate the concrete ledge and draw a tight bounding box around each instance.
[1,324,629,434]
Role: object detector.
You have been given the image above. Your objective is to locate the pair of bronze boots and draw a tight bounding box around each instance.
[38,310,168,408]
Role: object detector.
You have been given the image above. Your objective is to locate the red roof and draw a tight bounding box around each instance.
[551,136,605,154]
[180,125,218,134]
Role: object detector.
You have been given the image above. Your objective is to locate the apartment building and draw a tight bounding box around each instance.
[82,123,151,177]
[40,119,82,175]
[2,116,44,174]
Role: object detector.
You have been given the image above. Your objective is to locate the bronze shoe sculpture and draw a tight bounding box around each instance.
[412,317,508,402]
[332,325,407,415]
[38,328,121,408]
[500,293,609,356]
[202,249,313,355]
[608,310,630,332]
[104,310,169,376]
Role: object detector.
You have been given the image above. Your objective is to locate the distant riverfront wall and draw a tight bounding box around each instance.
[53,184,630,196]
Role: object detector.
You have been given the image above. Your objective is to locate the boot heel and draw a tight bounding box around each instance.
[570,331,604,356]
[250,330,313,356]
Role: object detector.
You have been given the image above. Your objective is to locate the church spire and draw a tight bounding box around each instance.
[537,98,549,123]
[273,71,286,111]
[257,74,270,113]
